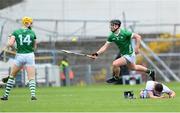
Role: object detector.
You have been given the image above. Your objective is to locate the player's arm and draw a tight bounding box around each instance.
[148,91,165,99]
[132,33,141,54]
[168,90,176,98]
[34,39,37,51]
[162,84,175,98]
[91,42,110,59]
[7,35,16,48]
[96,42,110,55]
[0,35,15,58]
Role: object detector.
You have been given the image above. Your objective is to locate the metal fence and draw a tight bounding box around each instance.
[0,62,145,87]
[0,64,60,87]
[0,64,107,87]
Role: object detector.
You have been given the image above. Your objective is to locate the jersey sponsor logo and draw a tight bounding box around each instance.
[112,38,116,41]
[115,36,123,40]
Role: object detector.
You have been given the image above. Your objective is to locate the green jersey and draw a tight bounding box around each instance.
[107,28,133,55]
[12,28,36,53]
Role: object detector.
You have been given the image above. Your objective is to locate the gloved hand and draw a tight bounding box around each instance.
[91,52,98,56]
[90,52,98,59]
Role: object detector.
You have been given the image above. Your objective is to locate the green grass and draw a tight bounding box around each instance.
[0,82,180,112]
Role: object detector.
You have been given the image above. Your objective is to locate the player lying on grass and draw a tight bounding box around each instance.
[90,19,155,83]
[140,81,176,99]
[1,16,37,101]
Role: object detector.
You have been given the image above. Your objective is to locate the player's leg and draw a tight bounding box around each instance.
[2,76,9,83]
[106,57,127,83]
[113,52,122,76]
[107,53,121,83]
[25,53,37,100]
[128,63,155,81]
[26,66,37,100]
[112,57,127,77]
[1,64,21,100]
[2,54,24,83]
[107,53,119,83]
[122,53,155,81]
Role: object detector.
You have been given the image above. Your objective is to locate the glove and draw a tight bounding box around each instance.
[91,52,98,56]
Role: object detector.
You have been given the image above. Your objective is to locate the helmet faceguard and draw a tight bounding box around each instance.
[110,19,121,26]
[110,19,121,32]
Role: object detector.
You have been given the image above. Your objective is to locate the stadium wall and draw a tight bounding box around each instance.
[0,0,180,38]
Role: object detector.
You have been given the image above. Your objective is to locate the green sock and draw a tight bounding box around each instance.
[29,79,36,97]
[4,76,15,97]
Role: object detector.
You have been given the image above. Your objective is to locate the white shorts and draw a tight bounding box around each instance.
[122,53,136,64]
[14,52,35,67]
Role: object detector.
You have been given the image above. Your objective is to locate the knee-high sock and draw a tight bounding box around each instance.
[4,76,15,97]
[29,79,36,97]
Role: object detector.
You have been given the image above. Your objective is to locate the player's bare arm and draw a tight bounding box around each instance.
[3,35,16,51]
[132,33,141,54]
[148,92,165,99]
[4,35,15,48]
[34,39,37,51]
[91,42,110,59]
[97,42,110,55]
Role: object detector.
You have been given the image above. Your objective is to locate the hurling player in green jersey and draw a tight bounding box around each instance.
[91,19,155,83]
[1,16,37,101]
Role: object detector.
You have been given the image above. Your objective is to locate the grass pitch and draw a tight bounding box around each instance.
[0,82,180,112]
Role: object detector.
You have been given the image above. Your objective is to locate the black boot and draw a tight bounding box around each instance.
[148,70,156,81]
[106,76,119,83]
[0,96,8,101]
[2,76,9,83]
[31,96,37,100]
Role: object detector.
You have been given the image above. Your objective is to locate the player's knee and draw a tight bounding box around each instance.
[112,61,119,67]
[11,71,18,77]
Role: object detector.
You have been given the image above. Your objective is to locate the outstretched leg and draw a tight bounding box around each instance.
[1,64,21,101]
[128,63,155,81]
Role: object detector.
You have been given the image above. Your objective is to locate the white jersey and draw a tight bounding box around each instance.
[145,81,171,95]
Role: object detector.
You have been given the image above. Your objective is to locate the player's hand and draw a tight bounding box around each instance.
[135,47,140,54]
[169,94,175,98]
[90,52,98,59]
[161,96,166,98]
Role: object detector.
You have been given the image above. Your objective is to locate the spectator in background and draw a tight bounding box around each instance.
[59,56,74,86]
